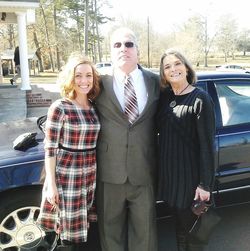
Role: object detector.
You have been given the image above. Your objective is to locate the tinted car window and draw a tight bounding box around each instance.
[215,82,250,126]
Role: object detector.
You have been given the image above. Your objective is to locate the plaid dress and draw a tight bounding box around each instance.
[37,99,100,243]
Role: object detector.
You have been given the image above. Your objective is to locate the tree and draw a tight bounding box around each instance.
[1,0,113,71]
[40,0,55,71]
[30,24,44,72]
[237,29,250,56]
[215,15,238,62]
[176,15,217,68]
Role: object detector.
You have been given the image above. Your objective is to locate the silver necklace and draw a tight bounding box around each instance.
[169,84,190,108]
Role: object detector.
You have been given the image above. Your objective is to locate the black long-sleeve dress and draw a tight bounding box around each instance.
[157,87,215,210]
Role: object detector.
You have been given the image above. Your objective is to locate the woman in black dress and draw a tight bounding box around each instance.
[157,49,215,251]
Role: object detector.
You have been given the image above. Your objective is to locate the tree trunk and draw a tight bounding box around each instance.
[53,4,61,71]
[7,24,15,49]
[32,25,44,72]
[224,51,228,62]
[94,0,102,62]
[41,4,55,72]
[76,9,83,52]
[84,0,89,56]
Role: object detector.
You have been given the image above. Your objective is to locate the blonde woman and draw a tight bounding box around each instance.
[37,53,100,251]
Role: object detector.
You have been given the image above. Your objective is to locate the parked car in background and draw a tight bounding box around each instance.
[1,71,250,250]
[216,64,250,74]
[95,62,112,68]
[95,62,113,75]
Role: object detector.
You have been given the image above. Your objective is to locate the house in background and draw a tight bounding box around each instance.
[0,0,39,90]
[1,49,39,77]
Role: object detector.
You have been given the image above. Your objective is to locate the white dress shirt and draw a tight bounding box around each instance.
[113,67,148,114]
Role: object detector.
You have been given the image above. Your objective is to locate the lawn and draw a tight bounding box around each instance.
[2,53,250,85]
[197,54,250,70]
[2,71,58,85]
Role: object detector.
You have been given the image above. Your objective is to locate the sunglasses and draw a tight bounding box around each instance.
[113,41,135,48]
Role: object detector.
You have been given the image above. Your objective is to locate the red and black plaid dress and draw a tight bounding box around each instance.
[37,99,100,243]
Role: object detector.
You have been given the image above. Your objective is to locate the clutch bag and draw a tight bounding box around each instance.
[189,200,221,244]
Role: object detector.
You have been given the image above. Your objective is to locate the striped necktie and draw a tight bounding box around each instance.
[124,75,139,124]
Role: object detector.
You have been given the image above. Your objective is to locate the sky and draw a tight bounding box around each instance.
[102,0,249,35]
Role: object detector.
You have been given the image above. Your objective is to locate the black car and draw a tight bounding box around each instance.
[1,71,250,250]
[196,71,250,206]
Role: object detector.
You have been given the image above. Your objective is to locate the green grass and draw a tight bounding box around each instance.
[2,54,250,85]
[199,54,250,69]
[2,71,58,85]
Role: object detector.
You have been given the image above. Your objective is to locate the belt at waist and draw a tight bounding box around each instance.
[58,144,96,152]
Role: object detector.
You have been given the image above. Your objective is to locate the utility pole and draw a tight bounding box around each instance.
[204,16,208,67]
[147,16,150,68]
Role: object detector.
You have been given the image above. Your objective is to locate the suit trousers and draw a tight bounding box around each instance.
[97,180,157,251]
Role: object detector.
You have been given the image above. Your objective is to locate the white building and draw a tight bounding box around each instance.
[0,0,39,90]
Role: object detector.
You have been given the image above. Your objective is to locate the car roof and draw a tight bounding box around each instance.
[197,71,250,81]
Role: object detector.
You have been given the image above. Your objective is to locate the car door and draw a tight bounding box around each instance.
[214,79,250,204]
[198,78,250,206]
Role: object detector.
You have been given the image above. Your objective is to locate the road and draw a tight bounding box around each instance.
[84,203,250,251]
[158,203,250,251]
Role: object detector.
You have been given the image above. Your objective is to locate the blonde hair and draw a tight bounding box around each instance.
[58,53,100,100]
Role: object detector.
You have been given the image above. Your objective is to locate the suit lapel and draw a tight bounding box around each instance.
[101,74,123,112]
[138,68,155,119]
[101,74,130,126]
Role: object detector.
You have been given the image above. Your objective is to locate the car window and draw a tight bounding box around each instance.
[95,62,112,68]
[216,82,250,126]
[95,63,102,68]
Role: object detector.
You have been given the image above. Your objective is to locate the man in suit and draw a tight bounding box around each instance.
[95,27,160,251]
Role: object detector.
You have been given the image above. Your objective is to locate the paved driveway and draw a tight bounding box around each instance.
[158,203,250,251]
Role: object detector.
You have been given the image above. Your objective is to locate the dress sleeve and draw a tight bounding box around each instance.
[194,91,216,191]
[44,101,64,158]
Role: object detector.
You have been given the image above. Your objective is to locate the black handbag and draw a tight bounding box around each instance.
[189,200,221,244]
